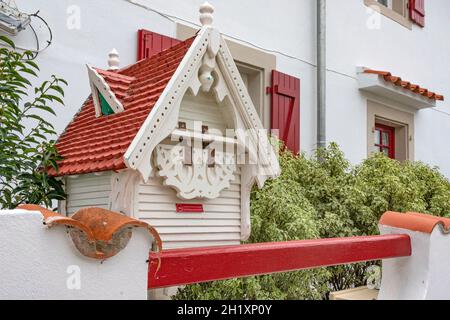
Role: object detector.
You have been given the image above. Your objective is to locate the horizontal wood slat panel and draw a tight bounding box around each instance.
[144,219,241,227]
[155,226,241,234]
[161,240,241,250]
[138,203,240,213]
[66,185,112,194]
[161,233,241,242]
[139,194,241,206]
[139,189,241,200]
[67,191,111,201]
[65,172,112,215]
[140,212,241,220]
[67,204,110,214]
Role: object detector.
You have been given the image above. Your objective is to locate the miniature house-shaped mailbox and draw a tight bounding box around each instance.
[51,3,280,250]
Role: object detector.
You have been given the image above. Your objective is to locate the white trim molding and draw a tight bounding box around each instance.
[154,144,237,200]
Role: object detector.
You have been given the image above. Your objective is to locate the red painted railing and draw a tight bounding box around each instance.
[148,234,411,289]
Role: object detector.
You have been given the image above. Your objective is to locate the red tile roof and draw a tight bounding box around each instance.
[364,69,444,101]
[48,38,194,176]
[380,211,450,234]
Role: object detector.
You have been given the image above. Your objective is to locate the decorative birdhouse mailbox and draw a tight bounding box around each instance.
[51,2,280,249]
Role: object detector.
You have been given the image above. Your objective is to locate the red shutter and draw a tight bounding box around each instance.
[137,29,181,61]
[268,70,300,154]
[409,0,425,27]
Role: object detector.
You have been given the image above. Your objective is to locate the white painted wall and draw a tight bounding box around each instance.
[379,224,450,300]
[0,209,152,300]
[9,0,450,176]
[327,0,450,176]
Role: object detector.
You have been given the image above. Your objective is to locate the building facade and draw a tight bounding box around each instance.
[8,0,450,176]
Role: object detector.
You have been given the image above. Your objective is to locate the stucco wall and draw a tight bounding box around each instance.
[326,0,450,176]
[10,0,450,176]
[0,210,151,300]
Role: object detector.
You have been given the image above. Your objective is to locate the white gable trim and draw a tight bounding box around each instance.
[123,26,280,186]
[86,65,125,117]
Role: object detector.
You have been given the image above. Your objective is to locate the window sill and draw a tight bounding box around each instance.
[364,0,412,30]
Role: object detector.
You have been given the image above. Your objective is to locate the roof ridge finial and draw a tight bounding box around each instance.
[199,1,214,27]
[108,48,120,71]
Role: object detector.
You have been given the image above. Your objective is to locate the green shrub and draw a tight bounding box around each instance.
[174,143,450,300]
[0,36,67,209]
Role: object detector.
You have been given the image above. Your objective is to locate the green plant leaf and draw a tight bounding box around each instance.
[0,36,15,48]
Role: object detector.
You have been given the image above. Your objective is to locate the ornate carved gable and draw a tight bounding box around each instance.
[124,3,280,191]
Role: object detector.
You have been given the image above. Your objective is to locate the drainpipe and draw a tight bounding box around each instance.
[317,0,326,151]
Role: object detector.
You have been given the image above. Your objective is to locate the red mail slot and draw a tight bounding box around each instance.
[176,204,204,213]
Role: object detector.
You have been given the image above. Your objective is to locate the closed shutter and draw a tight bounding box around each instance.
[409,0,425,27]
[268,70,300,154]
[137,29,181,61]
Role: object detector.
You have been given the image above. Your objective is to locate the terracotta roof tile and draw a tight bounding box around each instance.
[49,37,195,176]
[363,69,445,101]
[17,204,162,260]
[380,211,450,234]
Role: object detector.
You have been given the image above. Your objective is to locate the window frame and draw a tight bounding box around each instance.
[367,99,415,162]
[374,123,396,159]
[364,0,413,29]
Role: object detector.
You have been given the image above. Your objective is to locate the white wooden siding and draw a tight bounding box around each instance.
[179,92,232,133]
[137,172,242,250]
[141,90,242,249]
[65,172,112,215]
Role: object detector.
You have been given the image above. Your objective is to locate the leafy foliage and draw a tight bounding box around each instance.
[174,143,450,300]
[0,36,67,209]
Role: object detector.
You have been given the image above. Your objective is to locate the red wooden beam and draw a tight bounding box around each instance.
[148,234,411,289]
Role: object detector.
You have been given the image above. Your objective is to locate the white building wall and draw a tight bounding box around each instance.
[326,0,450,176]
[0,209,152,300]
[11,0,450,176]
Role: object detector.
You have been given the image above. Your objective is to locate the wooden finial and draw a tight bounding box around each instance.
[199,1,214,26]
[108,48,120,71]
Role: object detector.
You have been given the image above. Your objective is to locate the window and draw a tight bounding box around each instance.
[367,100,415,161]
[236,62,264,122]
[374,124,395,159]
[364,0,412,29]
